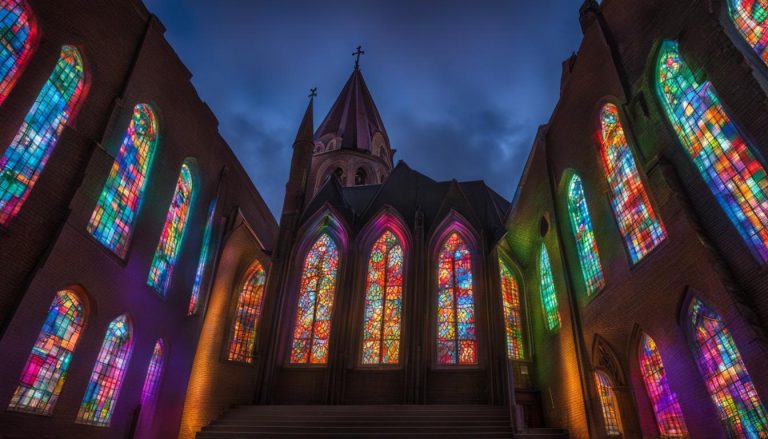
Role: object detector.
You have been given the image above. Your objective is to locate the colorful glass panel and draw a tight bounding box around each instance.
[639,334,689,438]
[0,0,36,104]
[567,174,605,294]
[8,290,85,414]
[598,103,666,263]
[656,40,768,263]
[539,245,561,332]
[228,261,267,363]
[87,104,158,257]
[498,258,524,360]
[436,232,477,365]
[76,314,133,427]
[361,230,403,365]
[140,339,164,405]
[147,162,194,296]
[595,370,622,436]
[0,45,85,226]
[290,233,339,364]
[189,197,218,315]
[728,0,768,65]
[688,298,768,436]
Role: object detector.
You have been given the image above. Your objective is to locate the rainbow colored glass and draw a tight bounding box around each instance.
[598,103,666,263]
[76,314,133,427]
[8,290,85,414]
[595,370,622,436]
[87,104,158,257]
[539,245,560,332]
[639,334,689,437]
[436,232,477,365]
[566,174,605,295]
[228,261,267,363]
[0,45,85,226]
[147,163,194,296]
[656,40,768,263]
[498,258,524,360]
[140,339,164,404]
[0,0,36,104]
[290,233,339,364]
[728,0,768,65]
[688,298,768,436]
[189,197,218,315]
[361,230,403,365]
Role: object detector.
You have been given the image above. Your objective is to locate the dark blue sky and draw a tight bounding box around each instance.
[143,0,584,215]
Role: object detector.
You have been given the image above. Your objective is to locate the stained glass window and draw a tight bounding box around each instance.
[566,174,605,294]
[0,45,85,226]
[0,0,36,104]
[87,104,158,257]
[76,314,133,427]
[228,261,267,363]
[728,0,768,65]
[189,197,218,315]
[656,40,768,263]
[595,370,622,436]
[436,232,477,365]
[498,258,524,360]
[140,339,164,405]
[147,162,194,296]
[361,230,403,365]
[598,103,666,263]
[539,245,561,332]
[290,233,339,364]
[8,290,85,415]
[688,298,768,436]
[639,334,689,437]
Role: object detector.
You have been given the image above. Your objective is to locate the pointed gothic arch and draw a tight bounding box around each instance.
[592,336,627,437]
[495,247,527,361]
[227,259,268,364]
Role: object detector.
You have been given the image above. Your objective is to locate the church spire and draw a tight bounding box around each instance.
[281,91,315,216]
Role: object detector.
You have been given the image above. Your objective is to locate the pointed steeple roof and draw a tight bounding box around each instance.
[314,68,389,152]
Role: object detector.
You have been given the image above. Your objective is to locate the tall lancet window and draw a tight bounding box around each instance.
[228,261,267,363]
[539,245,561,332]
[188,197,218,315]
[728,0,768,65]
[598,103,666,263]
[0,45,85,226]
[0,0,36,104]
[638,334,689,437]
[498,258,524,360]
[687,298,768,436]
[361,230,403,365]
[87,103,158,257]
[566,174,605,294]
[595,370,623,436]
[8,289,86,414]
[147,162,194,296]
[140,339,165,405]
[290,233,339,364]
[436,232,477,365]
[76,314,133,427]
[656,40,768,263]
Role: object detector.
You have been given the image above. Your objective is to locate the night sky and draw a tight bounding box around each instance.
[143,0,584,216]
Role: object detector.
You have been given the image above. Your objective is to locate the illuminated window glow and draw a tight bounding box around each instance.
[8,290,85,415]
[498,258,524,360]
[361,230,403,365]
[140,339,164,404]
[656,40,768,263]
[728,0,768,65]
[290,233,339,364]
[598,103,666,263]
[87,104,158,257]
[566,174,605,294]
[595,370,622,436]
[228,261,267,363]
[539,245,560,332]
[639,334,689,437]
[189,198,218,315]
[0,45,85,226]
[0,0,36,104]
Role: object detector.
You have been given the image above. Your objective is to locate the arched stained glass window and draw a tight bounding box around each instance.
[361,230,403,365]
[656,40,768,263]
[188,197,218,315]
[8,289,85,414]
[76,314,133,427]
[140,339,164,404]
[290,233,339,364]
[728,0,768,65]
[598,103,666,263]
[147,162,194,296]
[639,334,689,437]
[595,370,623,436]
[228,261,267,363]
[87,104,158,257]
[0,45,85,226]
[436,232,477,365]
[498,258,524,360]
[539,245,561,332]
[0,0,36,104]
[566,174,605,294]
[688,298,768,436]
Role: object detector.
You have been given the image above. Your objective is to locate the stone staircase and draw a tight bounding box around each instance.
[196,405,568,438]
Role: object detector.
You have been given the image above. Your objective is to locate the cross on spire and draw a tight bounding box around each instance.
[308,87,317,99]
[353,45,365,70]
